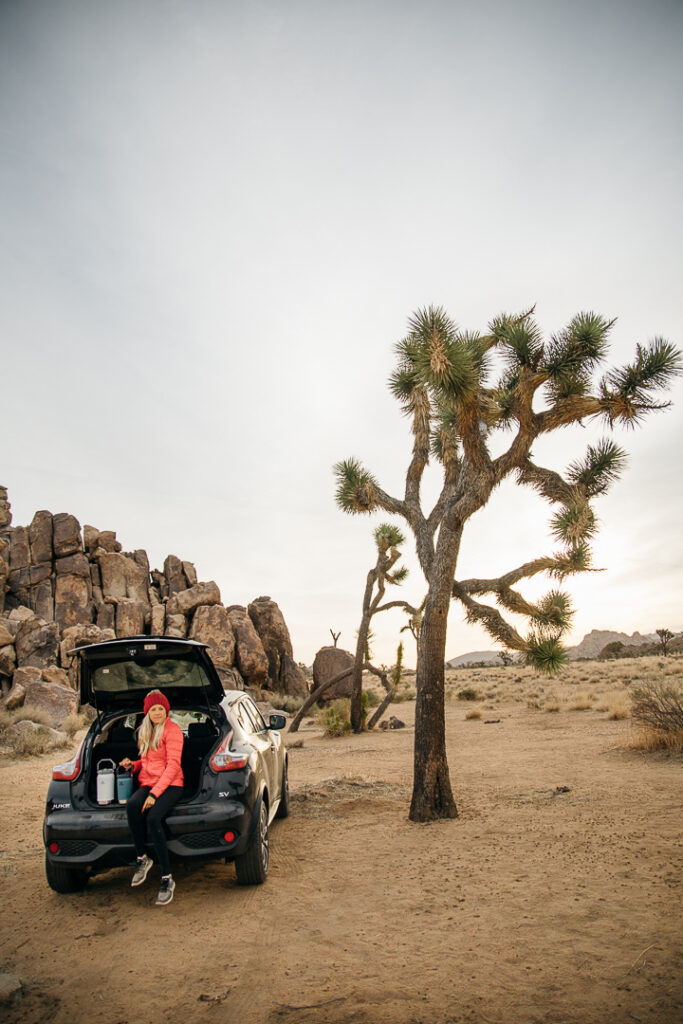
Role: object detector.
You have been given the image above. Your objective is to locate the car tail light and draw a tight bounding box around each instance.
[210,732,248,772]
[223,831,236,843]
[49,842,60,854]
[52,740,84,781]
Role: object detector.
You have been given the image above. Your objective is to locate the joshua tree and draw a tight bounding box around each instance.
[329,629,341,647]
[498,651,514,667]
[335,306,681,821]
[349,523,415,731]
[655,628,675,656]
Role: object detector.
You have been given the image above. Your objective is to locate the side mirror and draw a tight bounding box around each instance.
[268,713,287,731]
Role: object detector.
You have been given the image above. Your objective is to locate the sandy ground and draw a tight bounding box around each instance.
[0,698,681,1024]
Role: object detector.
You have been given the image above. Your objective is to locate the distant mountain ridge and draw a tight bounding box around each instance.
[447,628,666,668]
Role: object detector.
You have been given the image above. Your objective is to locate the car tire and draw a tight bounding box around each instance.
[234,800,269,885]
[275,759,289,819]
[45,854,89,894]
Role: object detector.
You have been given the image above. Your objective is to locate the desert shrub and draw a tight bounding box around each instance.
[60,711,91,736]
[568,693,594,711]
[465,709,482,720]
[321,699,353,737]
[456,688,478,702]
[365,689,381,707]
[627,725,683,752]
[630,679,683,733]
[0,706,53,737]
[269,692,306,713]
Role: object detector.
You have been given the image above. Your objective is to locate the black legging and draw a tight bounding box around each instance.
[126,785,184,876]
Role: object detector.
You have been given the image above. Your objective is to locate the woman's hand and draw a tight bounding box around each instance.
[142,795,156,813]
[119,757,133,770]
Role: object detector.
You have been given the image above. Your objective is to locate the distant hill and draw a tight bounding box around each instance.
[447,628,666,668]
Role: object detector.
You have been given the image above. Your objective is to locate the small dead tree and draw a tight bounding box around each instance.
[329,629,341,647]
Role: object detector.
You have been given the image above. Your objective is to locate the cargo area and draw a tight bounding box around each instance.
[85,711,222,805]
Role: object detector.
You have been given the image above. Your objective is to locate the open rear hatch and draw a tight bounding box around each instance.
[74,636,225,713]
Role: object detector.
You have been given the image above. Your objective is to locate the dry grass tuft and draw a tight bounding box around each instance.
[465,709,482,720]
[626,725,683,753]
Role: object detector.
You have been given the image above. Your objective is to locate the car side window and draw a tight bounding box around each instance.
[242,698,267,734]
[233,702,251,733]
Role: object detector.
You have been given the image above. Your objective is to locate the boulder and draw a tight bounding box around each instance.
[150,604,165,635]
[54,574,92,631]
[279,653,309,698]
[15,617,59,669]
[0,645,16,678]
[97,530,121,553]
[21,677,78,727]
[312,646,354,703]
[55,553,90,578]
[41,666,71,687]
[97,552,127,601]
[52,513,82,558]
[0,971,22,1007]
[182,561,198,587]
[165,613,187,638]
[0,557,7,615]
[378,716,406,730]
[0,486,12,529]
[60,624,116,685]
[115,599,146,637]
[83,524,100,553]
[189,605,235,668]
[134,549,150,574]
[29,563,51,584]
[28,510,53,565]
[151,569,168,600]
[30,581,54,621]
[163,555,186,596]
[6,719,68,749]
[216,665,244,691]
[96,603,116,631]
[0,623,13,647]
[7,606,35,624]
[166,581,221,617]
[1,678,24,709]
[8,527,30,570]
[226,606,269,688]
[7,567,30,607]
[247,596,294,689]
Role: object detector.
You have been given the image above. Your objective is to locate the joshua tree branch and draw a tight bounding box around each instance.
[452,584,527,652]
[457,557,558,595]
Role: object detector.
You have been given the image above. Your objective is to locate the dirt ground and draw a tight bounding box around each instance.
[0,697,681,1024]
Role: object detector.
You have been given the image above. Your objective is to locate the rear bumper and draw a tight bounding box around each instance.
[44,799,252,873]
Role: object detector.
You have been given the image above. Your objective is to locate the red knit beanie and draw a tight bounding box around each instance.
[143,690,170,716]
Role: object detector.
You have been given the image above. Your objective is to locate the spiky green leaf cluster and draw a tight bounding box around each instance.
[387,565,409,585]
[373,522,406,551]
[550,503,597,545]
[549,541,593,578]
[567,439,627,497]
[334,458,379,514]
[599,339,683,427]
[524,637,569,675]
[529,589,574,636]
[543,312,612,380]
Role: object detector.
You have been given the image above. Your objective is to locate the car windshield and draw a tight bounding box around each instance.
[91,656,212,695]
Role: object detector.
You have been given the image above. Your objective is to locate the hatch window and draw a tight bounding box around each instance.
[91,656,213,694]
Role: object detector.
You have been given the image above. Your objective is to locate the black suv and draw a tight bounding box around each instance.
[43,636,289,893]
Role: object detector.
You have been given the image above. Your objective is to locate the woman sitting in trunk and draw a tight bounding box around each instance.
[119,690,184,907]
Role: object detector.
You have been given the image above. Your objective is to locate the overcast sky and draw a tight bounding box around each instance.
[2,0,681,667]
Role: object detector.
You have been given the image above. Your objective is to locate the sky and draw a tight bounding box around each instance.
[1,0,682,668]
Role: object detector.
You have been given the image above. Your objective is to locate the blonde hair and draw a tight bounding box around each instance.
[137,714,166,757]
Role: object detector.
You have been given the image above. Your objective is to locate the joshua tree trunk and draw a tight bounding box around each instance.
[350,574,374,732]
[409,528,460,821]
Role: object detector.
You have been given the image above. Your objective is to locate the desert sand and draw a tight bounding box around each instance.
[0,684,681,1024]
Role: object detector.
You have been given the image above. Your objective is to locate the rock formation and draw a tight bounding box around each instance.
[312,646,355,703]
[0,487,308,731]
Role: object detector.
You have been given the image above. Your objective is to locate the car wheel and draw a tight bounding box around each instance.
[235,800,269,885]
[275,759,289,819]
[45,853,89,894]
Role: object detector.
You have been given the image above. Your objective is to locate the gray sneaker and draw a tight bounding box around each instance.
[131,854,153,887]
[155,875,175,906]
